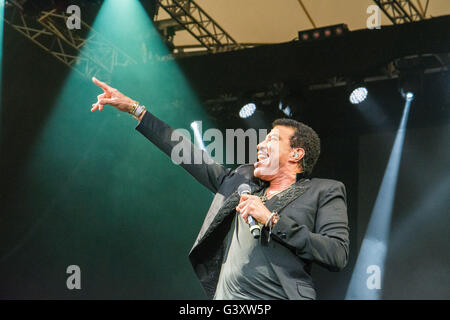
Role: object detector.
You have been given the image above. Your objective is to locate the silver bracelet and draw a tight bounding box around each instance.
[134,104,146,117]
[265,212,277,227]
[266,211,278,242]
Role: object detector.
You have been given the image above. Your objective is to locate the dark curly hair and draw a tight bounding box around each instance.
[272,118,321,176]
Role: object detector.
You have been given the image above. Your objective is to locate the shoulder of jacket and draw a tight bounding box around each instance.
[309,178,345,190]
[234,163,255,174]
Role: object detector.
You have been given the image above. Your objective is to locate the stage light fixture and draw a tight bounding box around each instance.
[399,75,420,101]
[396,57,424,102]
[278,101,292,117]
[239,103,256,119]
[400,86,417,101]
[298,24,349,43]
[349,86,368,105]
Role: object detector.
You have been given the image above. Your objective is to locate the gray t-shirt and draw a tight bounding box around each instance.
[213,195,288,300]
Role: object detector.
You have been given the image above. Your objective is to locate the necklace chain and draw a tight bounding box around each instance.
[260,185,293,203]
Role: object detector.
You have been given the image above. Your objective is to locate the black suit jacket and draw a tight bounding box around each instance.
[136,111,350,300]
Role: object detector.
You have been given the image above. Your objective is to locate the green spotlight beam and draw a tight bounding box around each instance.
[4,0,214,298]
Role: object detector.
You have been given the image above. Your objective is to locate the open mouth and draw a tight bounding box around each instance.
[256,150,270,166]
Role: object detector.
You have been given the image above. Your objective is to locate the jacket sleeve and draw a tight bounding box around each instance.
[271,181,350,271]
[135,111,231,193]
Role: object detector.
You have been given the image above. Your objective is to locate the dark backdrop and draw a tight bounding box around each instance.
[1,22,449,299]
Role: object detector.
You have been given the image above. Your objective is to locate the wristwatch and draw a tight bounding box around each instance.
[134,104,146,117]
[129,101,146,117]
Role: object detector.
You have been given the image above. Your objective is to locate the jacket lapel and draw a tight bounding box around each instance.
[195,178,309,247]
[264,178,310,214]
[195,179,267,247]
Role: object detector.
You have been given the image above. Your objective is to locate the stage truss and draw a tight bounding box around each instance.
[2,0,137,81]
[373,0,428,24]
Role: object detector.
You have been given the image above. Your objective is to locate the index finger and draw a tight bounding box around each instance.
[239,194,250,203]
[92,77,113,93]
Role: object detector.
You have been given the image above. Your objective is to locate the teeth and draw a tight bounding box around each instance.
[257,152,269,161]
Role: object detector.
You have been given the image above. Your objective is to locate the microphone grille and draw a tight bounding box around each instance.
[237,183,251,196]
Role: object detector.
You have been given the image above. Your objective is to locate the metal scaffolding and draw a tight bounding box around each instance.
[3,0,137,81]
[2,0,247,76]
[373,0,428,24]
[157,0,244,54]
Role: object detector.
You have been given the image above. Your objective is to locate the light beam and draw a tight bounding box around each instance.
[345,94,413,299]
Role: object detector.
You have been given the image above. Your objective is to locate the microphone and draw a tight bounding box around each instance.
[237,183,261,239]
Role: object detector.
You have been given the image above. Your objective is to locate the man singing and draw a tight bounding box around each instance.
[91,77,349,300]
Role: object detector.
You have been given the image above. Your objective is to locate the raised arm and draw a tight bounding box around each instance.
[91,77,231,193]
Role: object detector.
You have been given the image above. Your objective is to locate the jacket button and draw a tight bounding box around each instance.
[281,233,287,239]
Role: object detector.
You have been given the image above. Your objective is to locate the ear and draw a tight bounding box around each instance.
[289,147,305,164]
